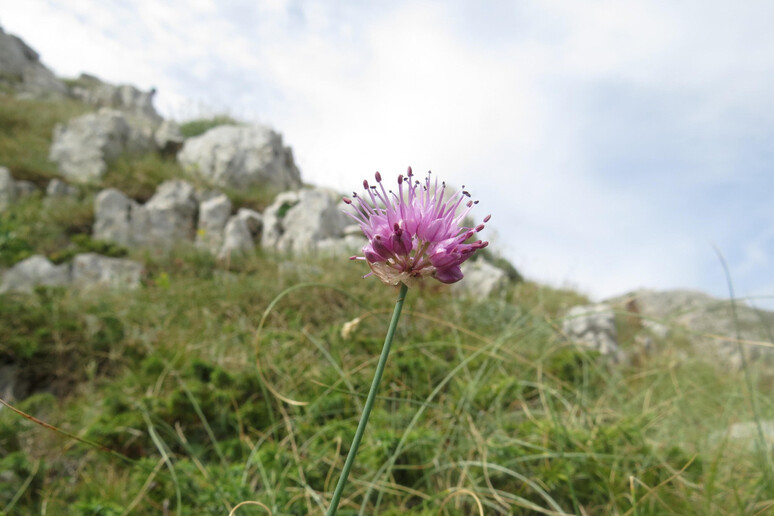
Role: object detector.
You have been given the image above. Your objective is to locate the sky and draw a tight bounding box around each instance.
[1,0,772,307]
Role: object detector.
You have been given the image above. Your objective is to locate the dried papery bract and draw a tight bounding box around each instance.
[344,167,490,286]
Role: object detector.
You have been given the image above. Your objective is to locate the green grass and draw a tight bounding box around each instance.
[179,115,239,139]
[1,250,772,515]
[1,84,773,516]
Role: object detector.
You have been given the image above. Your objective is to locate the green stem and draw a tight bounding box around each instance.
[326,282,409,516]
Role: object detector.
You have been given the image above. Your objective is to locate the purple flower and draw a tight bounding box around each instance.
[344,168,490,286]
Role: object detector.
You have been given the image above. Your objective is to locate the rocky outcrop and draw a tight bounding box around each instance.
[68,74,161,123]
[261,188,351,254]
[562,304,625,361]
[218,209,263,260]
[71,253,143,289]
[196,194,232,253]
[49,108,155,182]
[0,25,67,97]
[154,120,184,155]
[452,259,508,300]
[94,180,197,249]
[0,253,143,293]
[612,289,774,369]
[0,255,70,293]
[0,166,16,210]
[178,125,302,190]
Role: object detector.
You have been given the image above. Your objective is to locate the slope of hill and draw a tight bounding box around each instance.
[1,26,773,515]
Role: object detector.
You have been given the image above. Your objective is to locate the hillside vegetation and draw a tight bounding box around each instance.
[1,92,774,516]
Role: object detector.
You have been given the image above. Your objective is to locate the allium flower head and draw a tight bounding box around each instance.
[344,168,490,287]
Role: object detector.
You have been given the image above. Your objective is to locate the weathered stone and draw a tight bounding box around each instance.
[178,124,302,190]
[0,255,70,293]
[452,260,508,300]
[0,26,67,97]
[46,178,80,199]
[611,289,774,369]
[562,304,624,361]
[154,120,184,155]
[69,74,161,122]
[71,253,142,289]
[236,208,262,237]
[93,188,135,246]
[14,180,38,198]
[130,180,198,248]
[196,194,232,253]
[218,216,255,260]
[261,188,350,254]
[49,108,133,182]
[0,166,16,210]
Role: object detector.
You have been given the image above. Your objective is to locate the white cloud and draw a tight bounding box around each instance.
[0,0,771,307]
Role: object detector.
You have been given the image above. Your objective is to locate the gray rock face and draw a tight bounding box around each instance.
[71,253,143,289]
[69,74,161,123]
[94,181,198,250]
[0,253,143,293]
[0,255,70,293]
[0,26,67,97]
[49,108,133,182]
[261,189,350,254]
[93,188,134,246]
[196,194,232,253]
[217,209,263,260]
[178,125,302,190]
[452,260,508,300]
[46,178,80,199]
[154,120,184,154]
[613,289,774,369]
[562,304,624,360]
[0,166,17,210]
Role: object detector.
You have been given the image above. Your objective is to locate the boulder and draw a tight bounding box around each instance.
[14,180,38,198]
[46,178,80,199]
[452,260,508,299]
[130,180,198,248]
[93,188,135,246]
[196,194,232,253]
[0,255,70,293]
[49,108,134,182]
[0,26,67,97]
[68,74,161,123]
[612,289,774,369]
[217,208,263,260]
[154,120,184,155]
[178,125,302,190]
[0,166,16,210]
[71,253,142,289]
[261,189,350,254]
[562,304,624,361]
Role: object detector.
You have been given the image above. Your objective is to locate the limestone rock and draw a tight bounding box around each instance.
[196,194,232,253]
[0,26,67,97]
[0,166,16,210]
[49,108,133,182]
[131,180,198,248]
[0,255,70,293]
[217,208,263,260]
[46,179,80,199]
[68,74,161,123]
[452,260,508,300]
[14,180,38,198]
[261,189,350,254]
[562,304,624,361]
[612,289,774,369]
[94,188,134,246]
[71,253,143,289]
[178,125,302,190]
[154,120,184,155]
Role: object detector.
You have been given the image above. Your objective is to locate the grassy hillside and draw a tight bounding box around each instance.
[1,92,773,515]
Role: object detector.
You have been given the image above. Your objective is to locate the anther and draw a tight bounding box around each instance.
[375,171,382,182]
[483,214,491,222]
